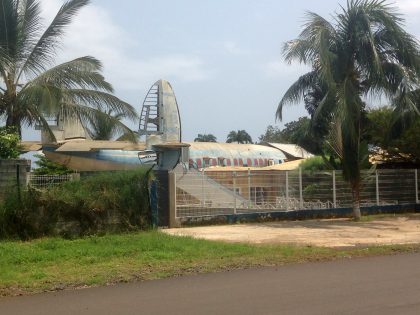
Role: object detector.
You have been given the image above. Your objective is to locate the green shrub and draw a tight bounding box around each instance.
[0,186,42,239]
[300,156,337,172]
[0,169,151,240]
[303,183,319,199]
[33,154,73,175]
[0,127,21,159]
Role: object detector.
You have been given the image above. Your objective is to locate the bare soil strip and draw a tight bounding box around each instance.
[165,214,420,247]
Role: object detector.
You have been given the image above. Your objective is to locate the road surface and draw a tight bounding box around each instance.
[1,253,420,314]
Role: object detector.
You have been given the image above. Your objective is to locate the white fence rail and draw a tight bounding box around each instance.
[27,173,80,189]
[174,168,419,218]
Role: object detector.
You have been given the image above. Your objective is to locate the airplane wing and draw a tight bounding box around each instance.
[20,141,43,152]
[54,140,146,152]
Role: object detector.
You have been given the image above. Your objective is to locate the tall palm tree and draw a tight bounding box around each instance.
[194,133,217,142]
[226,130,253,144]
[0,0,137,138]
[87,109,133,141]
[277,0,420,220]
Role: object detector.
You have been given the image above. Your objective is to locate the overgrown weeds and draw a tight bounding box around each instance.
[0,169,151,240]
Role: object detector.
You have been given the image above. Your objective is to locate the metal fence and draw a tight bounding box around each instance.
[27,173,80,189]
[174,168,419,218]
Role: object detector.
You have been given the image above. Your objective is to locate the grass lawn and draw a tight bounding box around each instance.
[1,230,419,297]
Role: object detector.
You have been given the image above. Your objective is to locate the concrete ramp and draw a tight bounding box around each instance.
[174,168,248,209]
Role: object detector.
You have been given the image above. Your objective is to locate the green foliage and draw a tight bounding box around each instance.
[366,107,420,163]
[366,107,395,148]
[258,118,332,158]
[398,121,420,160]
[280,118,311,143]
[0,127,21,159]
[226,130,253,144]
[33,154,73,175]
[302,184,319,199]
[258,125,284,143]
[194,133,217,142]
[277,0,420,218]
[300,156,333,172]
[87,109,136,141]
[0,0,137,138]
[0,169,151,240]
[279,117,325,155]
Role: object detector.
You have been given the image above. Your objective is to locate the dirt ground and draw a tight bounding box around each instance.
[163,214,420,247]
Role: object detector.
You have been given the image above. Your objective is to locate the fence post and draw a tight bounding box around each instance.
[16,163,21,202]
[233,171,237,214]
[333,170,336,208]
[149,180,158,228]
[299,167,303,209]
[415,169,419,204]
[168,171,180,228]
[248,168,251,205]
[285,171,289,210]
[376,170,380,206]
[201,168,205,207]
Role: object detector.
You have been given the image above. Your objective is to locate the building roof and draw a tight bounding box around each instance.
[263,159,304,170]
[266,143,313,159]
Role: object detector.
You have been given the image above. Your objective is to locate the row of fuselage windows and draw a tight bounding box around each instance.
[189,157,282,168]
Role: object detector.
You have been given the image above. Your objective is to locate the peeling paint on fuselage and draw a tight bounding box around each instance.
[187,142,286,168]
[43,142,287,171]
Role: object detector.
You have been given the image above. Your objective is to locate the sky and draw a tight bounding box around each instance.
[21,0,420,142]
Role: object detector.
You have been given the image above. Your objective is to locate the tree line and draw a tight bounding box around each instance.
[194,130,253,144]
[196,1,420,220]
[0,0,136,141]
[277,0,420,220]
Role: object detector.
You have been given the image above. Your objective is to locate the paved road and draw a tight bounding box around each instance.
[1,253,420,315]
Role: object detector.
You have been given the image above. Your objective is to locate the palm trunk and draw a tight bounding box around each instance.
[6,116,22,139]
[5,95,22,139]
[351,182,361,221]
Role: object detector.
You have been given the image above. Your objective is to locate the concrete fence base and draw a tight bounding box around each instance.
[0,159,31,199]
[179,203,420,226]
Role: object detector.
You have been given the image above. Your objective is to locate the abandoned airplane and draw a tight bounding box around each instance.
[34,79,310,172]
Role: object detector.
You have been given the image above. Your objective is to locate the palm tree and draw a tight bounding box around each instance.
[226,130,253,144]
[87,109,136,141]
[277,0,420,220]
[0,0,137,139]
[194,133,217,142]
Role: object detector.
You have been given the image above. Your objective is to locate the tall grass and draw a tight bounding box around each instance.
[0,169,151,240]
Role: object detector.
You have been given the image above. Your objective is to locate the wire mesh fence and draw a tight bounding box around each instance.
[27,173,80,189]
[174,168,419,218]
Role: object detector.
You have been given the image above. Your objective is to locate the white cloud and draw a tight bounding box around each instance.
[395,0,420,36]
[396,0,420,14]
[261,60,310,79]
[223,41,249,55]
[111,55,215,90]
[39,0,213,92]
